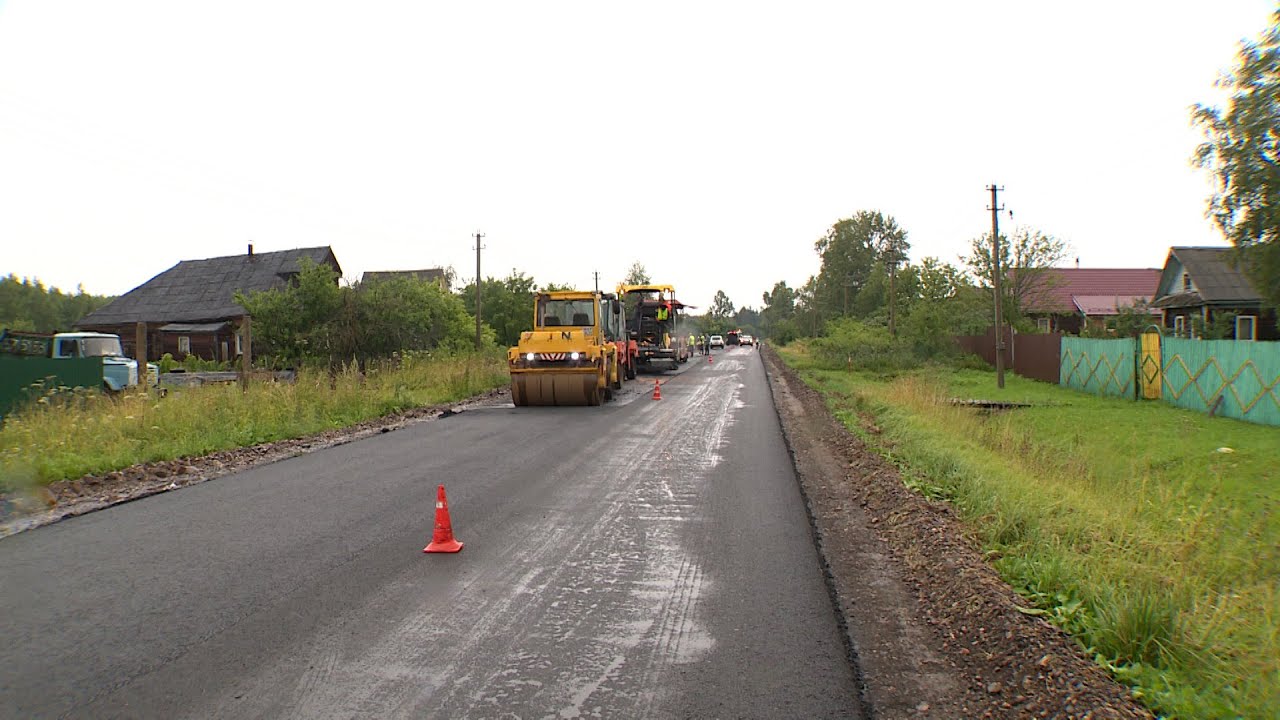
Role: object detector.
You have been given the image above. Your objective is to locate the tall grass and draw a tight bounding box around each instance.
[779,342,1279,719]
[0,352,509,492]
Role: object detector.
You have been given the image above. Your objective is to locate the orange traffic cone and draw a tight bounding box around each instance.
[423,484,463,553]
[652,379,662,400]
[708,353,713,363]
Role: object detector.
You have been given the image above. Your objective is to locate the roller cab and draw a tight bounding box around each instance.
[508,291,619,406]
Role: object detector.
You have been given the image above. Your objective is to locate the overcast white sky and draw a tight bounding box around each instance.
[1,1,1275,313]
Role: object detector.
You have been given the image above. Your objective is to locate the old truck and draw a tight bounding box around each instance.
[617,283,691,372]
[508,290,626,406]
[0,329,159,393]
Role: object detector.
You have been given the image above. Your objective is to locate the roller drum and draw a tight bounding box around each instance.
[510,371,597,406]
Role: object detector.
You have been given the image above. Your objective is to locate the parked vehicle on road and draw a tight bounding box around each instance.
[709,335,725,349]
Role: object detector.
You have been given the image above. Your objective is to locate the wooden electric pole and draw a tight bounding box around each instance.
[474,232,484,350]
[988,184,1005,389]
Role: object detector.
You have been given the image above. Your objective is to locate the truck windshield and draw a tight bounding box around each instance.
[80,337,124,357]
[538,299,594,327]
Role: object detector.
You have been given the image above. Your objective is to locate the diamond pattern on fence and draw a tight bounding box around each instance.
[1139,331,1162,400]
[1163,353,1280,416]
[1060,339,1134,398]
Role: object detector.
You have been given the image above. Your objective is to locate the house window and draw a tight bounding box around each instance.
[178,336,191,355]
[1236,315,1257,341]
[1182,273,1192,293]
[1037,317,1051,333]
[1173,315,1187,337]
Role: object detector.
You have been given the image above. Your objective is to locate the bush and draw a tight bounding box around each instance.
[809,318,916,372]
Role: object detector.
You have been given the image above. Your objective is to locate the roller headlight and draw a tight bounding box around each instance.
[570,352,581,360]
[525,352,535,362]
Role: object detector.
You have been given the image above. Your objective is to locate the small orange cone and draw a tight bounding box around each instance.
[708,353,713,363]
[423,484,463,553]
[652,379,662,400]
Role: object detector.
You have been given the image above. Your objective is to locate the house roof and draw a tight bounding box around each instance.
[1072,295,1159,316]
[1152,246,1262,308]
[76,246,340,326]
[361,269,447,285]
[1021,268,1162,313]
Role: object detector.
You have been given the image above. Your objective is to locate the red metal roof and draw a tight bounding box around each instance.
[1021,268,1161,313]
[1071,295,1160,316]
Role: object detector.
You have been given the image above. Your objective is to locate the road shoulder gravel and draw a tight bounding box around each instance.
[761,346,1152,720]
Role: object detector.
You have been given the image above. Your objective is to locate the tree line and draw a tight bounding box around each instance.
[0,275,115,333]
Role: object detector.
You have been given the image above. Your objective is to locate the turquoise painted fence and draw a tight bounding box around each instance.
[1060,337,1135,398]
[1160,338,1280,426]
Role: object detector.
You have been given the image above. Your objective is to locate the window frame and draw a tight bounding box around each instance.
[1236,315,1257,341]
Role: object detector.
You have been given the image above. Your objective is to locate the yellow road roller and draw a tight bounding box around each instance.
[508,290,622,406]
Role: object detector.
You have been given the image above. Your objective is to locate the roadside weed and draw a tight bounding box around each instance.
[779,345,1280,719]
[0,352,508,487]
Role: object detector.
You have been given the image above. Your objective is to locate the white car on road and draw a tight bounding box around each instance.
[709,335,725,349]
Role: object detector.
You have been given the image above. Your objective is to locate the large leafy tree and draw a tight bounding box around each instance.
[709,290,735,319]
[236,258,344,364]
[457,270,537,348]
[961,226,1067,325]
[342,276,476,360]
[761,281,796,320]
[238,259,481,368]
[1194,10,1280,308]
[814,211,908,320]
[707,290,735,333]
[899,257,989,356]
[622,261,650,286]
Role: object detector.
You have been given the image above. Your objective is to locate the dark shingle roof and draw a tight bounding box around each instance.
[76,247,339,326]
[1164,246,1262,303]
[361,269,447,285]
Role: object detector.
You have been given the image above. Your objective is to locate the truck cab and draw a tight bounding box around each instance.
[52,332,159,391]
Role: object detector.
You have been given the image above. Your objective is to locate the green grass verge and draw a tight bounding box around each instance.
[778,342,1279,720]
[1,352,509,491]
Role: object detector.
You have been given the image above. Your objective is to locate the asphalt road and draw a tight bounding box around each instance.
[0,346,864,719]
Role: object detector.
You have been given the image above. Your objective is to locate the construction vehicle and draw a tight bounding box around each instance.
[508,290,624,406]
[603,291,640,381]
[617,284,691,372]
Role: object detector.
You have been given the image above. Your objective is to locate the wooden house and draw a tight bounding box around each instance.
[360,268,450,291]
[1151,246,1277,340]
[75,245,341,361]
[1017,267,1162,334]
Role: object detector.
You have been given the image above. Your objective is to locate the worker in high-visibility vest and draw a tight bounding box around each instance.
[688,334,696,355]
[655,303,669,322]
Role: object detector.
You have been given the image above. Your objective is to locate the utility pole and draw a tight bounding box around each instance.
[474,231,484,351]
[987,184,1005,389]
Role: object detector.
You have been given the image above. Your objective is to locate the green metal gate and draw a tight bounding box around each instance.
[0,356,105,419]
